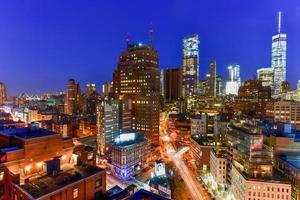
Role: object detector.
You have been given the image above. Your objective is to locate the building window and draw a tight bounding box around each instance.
[0,172,4,181]
[73,187,78,199]
[0,185,4,197]
[95,178,102,189]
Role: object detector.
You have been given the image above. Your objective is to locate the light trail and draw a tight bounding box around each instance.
[167,143,207,200]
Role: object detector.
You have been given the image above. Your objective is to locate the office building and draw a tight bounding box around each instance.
[64,79,81,115]
[208,59,217,97]
[0,82,6,106]
[182,34,199,97]
[257,67,274,88]
[0,127,106,200]
[272,12,287,95]
[191,114,207,137]
[234,80,271,117]
[277,80,300,102]
[210,149,227,185]
[268,100,300,129]
[277,155,300,200]
[102,81,113,97]
[225,64,241,95]
[96,98,132,156]
[113,43,160,145]
[216,75,223,96]
[163,67,182,101]
[85,83,97,96]
[227,120,291,200]
[111,131,148,180]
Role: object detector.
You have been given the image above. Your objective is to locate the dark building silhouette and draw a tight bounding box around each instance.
[163,68,182,102]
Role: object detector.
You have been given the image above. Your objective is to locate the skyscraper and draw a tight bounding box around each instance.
[216,75,223,96]
[272,11,287,95]
[208,59,216,97]
[0,82,7,105]
[113,43,160,145]
[64,79,81,115]
[225,64,241,95]
[257,67,274,88]
[163,67,182,101]
[85,83,96,96]
[96,99,120,156]
[182,34,199,97]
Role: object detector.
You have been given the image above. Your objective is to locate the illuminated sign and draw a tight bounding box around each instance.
[155,160,166,177]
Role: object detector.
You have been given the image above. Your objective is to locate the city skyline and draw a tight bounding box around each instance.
[0,0,300,95]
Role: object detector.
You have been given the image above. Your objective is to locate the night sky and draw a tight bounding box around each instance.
[0,0,299,95]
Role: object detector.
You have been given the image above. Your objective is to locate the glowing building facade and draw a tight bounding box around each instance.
[182,34,199,97]
[111,131,148,180]
[225,64,241,95]
[272,12,287,95]
[257,67,274,89]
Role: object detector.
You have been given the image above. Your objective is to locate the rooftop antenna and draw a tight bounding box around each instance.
[278,11,282,33]
[126,32,130,47]
[149,23,154,46]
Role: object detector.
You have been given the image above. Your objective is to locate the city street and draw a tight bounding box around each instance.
[166,143,210,200]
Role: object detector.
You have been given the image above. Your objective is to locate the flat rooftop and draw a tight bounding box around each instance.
[20,165,104,199]
[278,154,300,170]
[150,176,170,189]
[0,146,22,153]
[113,131,147,147]
[129,189,170,200]
[1,127,57,139]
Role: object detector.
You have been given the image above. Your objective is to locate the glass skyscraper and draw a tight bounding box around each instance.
[182,34,199,97]
[272,12,287,95]
[225,64,241,95]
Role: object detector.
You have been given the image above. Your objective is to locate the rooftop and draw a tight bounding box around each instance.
[150,176,170,189]
[128,189,170,200]
[0,146,22,153]
[1,127,57,139]
[278,154,300,170]
[113,131,147,147]
[20,165,104,199]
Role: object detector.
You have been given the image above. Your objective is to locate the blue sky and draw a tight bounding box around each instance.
[0,0,299,95]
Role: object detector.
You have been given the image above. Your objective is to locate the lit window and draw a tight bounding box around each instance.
[73,187,78,199]
[0,172,4,181]
[95,178,102,188]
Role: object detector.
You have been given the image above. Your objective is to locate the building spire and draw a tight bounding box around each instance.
[149,24,154,46]
[126,32,130,47]
[278,11,282,33]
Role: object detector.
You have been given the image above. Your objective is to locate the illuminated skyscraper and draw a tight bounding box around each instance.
[272,11,287,95]
[209,59,216,97]
[257,67,274,89]
[225,64,241,95]
[113,43,160,145]
[182,34,199,97]
[0,82,7,105]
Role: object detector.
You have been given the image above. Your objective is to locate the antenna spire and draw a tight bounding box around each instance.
[126,32,130,47]
[278,11,282,33]
[149,24,154,46]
